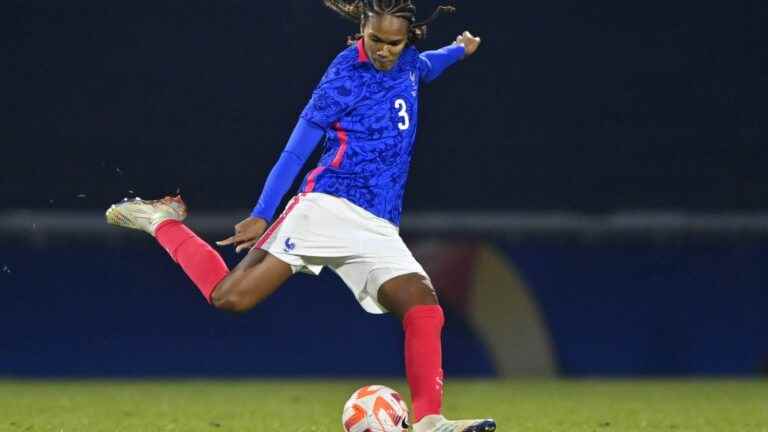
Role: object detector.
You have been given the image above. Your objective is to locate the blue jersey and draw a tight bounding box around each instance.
[298,40,463,226]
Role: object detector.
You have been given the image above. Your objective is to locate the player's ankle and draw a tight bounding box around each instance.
[152,217,181,236]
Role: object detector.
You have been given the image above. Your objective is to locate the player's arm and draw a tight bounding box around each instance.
[218,54,361,252]
[419,31,482,83]
[216,118,324,252]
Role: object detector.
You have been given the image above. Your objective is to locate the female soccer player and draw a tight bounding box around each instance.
[106,1,492,431]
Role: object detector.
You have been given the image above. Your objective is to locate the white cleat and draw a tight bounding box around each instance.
[105,196,187,236]
[413,415,496,432]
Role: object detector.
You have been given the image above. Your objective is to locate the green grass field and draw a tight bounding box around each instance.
[0,379,766,432]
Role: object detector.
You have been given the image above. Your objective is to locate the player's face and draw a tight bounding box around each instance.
[361,13,409,71]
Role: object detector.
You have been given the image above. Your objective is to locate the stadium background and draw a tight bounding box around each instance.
[2,0,766,378]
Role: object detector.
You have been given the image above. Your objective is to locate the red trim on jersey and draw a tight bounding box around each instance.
[303,123,349,192]
[304,167,325,193]
[331,122,349,168]
[254,194,304,250]
[357,39,369,63]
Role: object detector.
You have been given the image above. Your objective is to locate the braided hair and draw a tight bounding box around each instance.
[323,0,455,44]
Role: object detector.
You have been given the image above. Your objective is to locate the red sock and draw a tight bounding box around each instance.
[155,220,229,303]
[403,305,445,423]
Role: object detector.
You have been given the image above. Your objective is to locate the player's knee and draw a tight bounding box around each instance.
[212,297,248,314]
[379,274,438,319]
[396,274,437,304]
[211,278,249,313]
[413,278,438,305]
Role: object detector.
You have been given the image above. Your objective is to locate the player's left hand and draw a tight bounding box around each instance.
[216,216,268,253]
[455,31,481,57]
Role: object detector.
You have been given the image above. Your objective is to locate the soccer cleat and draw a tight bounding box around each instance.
[105,196,187,236]
[413,415,496,432]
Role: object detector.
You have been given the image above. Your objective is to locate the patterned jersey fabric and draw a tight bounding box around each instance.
[298,40,458,226]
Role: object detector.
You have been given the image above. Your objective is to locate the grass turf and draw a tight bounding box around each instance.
[0,379,766,431]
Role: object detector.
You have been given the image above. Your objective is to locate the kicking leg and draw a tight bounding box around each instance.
[106,196,292,313]
[210,247,292,313]
[378,274,496,432]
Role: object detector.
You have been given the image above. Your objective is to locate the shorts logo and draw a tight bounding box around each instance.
[283,237,296,253]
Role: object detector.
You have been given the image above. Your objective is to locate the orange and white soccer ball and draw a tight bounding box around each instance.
[342,385,409,432]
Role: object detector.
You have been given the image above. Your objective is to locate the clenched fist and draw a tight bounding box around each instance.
[455,31,482,57]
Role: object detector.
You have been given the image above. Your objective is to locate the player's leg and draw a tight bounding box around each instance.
[378,275,496,432]
[210,247,293,312]
[377,273,438,320]
[154,219,292,312]
[378,274,444,425]
[106,196,292,312]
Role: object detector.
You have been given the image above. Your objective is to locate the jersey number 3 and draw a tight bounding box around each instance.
[395,99,410,131]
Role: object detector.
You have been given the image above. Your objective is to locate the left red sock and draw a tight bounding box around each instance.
[403,305,445,423]
[155,220,229,303]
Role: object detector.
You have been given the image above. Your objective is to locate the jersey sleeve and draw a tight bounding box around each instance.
[418,44,466,84]
[250,118,325,222]
[300,55,363,129]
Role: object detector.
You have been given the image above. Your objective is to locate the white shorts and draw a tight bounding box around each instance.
[255,193,428,314]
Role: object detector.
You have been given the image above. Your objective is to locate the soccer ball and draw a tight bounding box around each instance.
[342,385,409,432]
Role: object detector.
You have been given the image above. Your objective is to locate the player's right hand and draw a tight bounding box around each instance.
[216,217,269,253]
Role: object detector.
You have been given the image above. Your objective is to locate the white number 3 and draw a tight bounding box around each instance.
[395,99,410,131]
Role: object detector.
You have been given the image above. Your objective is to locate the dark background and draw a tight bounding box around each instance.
[4,0,766,213]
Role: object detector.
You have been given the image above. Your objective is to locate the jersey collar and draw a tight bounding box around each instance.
[356,39,370,63]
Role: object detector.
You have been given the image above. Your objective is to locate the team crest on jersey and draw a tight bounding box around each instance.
[283,237,296,253]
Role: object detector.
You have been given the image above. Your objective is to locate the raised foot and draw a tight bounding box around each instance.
[105,195,187,235]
